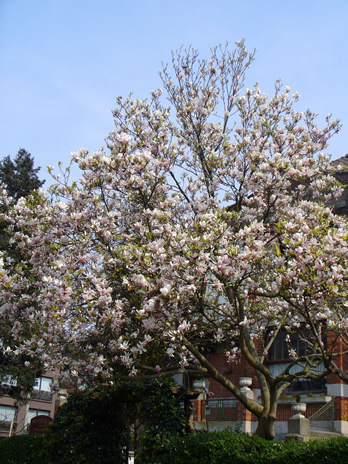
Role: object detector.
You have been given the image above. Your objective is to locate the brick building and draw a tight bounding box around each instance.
[331,153,348,216]
[192,340,348,438]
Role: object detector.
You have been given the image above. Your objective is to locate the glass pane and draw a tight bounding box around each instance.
[0,406,16,421]
[298,339,306,356]
[28,409,50,424]
[269,362,291,377]
[28,409,39,423]
[275,339,282,359]
[40,377,52,392]
[268,344,275,360]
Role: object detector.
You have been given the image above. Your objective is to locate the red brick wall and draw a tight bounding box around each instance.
[207,352,259,398]
[327,330,346,386]
[334,397,348,421]
[276,403,327,421]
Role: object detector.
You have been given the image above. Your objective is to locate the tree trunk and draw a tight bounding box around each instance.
[253,414,275,440]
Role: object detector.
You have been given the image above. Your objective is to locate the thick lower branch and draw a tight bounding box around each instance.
[183,336,263,416]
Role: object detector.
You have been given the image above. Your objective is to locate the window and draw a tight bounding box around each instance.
[268,330,327,393]
[268,362,326,393]
[31,377,53,401]
[268,331,308,361]
[268,330,327,361]
[0,405,16,431]
[1,376,17,387]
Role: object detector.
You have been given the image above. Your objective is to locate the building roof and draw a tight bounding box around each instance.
[331,153,348,171]
[331,154,348,216]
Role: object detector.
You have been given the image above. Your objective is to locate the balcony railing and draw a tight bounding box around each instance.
[309,397,336,432]
[31,390,53,401]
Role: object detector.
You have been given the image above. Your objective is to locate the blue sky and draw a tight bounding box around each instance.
[1,0,348,187]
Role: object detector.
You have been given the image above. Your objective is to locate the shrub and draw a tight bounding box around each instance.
[1,425,347,464]
[135,379,187,463]
[0,434,46,464]
[149,431,348,464]
[146,431,278,464]
[43,389,129,464]
[278,436,348,464]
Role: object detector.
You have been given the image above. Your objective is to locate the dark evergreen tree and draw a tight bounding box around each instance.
[0,149,45,400]
[0,149,45,251]
[0,148,45,202]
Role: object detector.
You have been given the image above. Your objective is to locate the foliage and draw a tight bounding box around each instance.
[43,387,129,464]
[0,148,45,203]
[148,432,348,464]
[0,148,45,256]
[0,42,347,439]
[0,149,45,399]
[42,379,187,464]
[134,379,188,463]
[147,431,277,464]
[274,436,348,464]
[0,430,347,464]
[0,434,46,464]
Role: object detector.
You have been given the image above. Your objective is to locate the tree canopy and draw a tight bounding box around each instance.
[0,42,347,438]
[0,149,45,203]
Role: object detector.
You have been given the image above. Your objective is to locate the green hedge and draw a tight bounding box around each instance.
[148,432,348,464]
[1,429,347,464]
[0,434,46,464]
[279,437,348,464]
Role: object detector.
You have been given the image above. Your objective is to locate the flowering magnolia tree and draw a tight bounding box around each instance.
[1,42,347,439]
